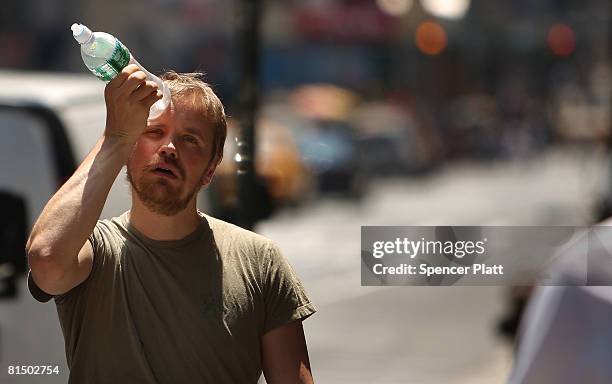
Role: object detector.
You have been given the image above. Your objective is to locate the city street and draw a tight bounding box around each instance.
[256,146,606,383]
[1,146,607,383]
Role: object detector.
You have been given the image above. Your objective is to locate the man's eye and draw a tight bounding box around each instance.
[183,135,198,144]
[146,130,162,135]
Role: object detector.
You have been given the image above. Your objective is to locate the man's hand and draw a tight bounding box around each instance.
[104,64,162,144]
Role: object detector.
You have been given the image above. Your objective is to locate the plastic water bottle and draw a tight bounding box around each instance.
[71,23,171,119]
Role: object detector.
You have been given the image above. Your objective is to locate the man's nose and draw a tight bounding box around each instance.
[159,141,177,158]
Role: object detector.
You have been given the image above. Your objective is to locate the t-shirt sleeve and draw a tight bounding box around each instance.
[27,224,106,303]
[27,270,54,303]
[262,242,316,334]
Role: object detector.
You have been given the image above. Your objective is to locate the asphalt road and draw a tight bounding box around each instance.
[256,147,605,383]
[1,146,605,384]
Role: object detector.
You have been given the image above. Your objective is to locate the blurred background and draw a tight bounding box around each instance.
[1,0,611,382]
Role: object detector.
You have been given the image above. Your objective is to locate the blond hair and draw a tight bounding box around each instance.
[161,71,227,166]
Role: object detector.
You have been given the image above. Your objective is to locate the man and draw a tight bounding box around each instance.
[508,224,612,384]
[26,65,316,383]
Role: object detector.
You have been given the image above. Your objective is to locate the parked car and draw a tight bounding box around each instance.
[289,84,367,197]
[0,70,102,297]
[350,102,433,176]
[211,113,314,222]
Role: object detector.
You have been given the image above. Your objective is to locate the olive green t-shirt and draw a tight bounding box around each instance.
[28,211,316,383]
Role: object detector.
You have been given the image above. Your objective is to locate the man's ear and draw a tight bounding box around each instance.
[201,163,217,186]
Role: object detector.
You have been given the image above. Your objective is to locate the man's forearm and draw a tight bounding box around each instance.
[26,135,132,273]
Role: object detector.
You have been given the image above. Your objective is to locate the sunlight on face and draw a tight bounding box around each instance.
[126,100,216,216]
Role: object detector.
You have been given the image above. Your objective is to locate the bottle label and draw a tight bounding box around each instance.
[91,40,131,82]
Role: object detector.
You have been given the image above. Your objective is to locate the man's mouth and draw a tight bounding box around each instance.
[151,166,178,179]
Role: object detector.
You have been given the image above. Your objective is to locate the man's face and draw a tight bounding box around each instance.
[126,98,217,216]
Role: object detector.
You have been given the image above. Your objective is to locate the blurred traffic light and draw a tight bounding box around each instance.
[547,23,576,57]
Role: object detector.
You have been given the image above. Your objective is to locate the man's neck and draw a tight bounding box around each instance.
[128,199,201,241]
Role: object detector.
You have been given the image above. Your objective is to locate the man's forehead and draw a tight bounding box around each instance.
[148,102,212,136]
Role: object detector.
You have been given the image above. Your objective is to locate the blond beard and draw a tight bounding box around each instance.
[126,168,202,216]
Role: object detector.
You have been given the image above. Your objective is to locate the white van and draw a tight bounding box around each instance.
[0,70,110,382]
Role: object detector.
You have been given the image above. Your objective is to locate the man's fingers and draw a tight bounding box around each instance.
[132,81,159,101]
[104,64,161,111]
[107,64,139,90]
[119,71,147,96]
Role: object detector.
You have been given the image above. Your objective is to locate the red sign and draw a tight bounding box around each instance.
[295,4,398,42]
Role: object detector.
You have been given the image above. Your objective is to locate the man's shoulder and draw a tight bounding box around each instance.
[200,212,276,252]
[89,211,130,245]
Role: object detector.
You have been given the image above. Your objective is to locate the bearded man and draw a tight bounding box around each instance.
[26,65,316,383]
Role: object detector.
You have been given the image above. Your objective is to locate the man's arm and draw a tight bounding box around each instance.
[262,320,314,384]
[26,64,161,296]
